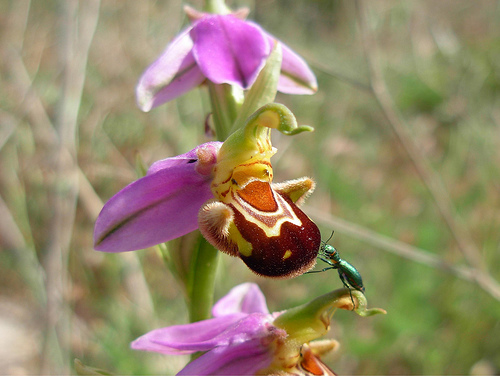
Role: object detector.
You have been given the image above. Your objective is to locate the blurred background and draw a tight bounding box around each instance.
[1,0,499,374]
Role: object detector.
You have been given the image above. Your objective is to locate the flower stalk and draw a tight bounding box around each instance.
[187,237,220,323]
[203,0,231,15]
[207,83,242,140]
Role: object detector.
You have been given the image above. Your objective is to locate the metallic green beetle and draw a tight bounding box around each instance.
[308,233,365,308]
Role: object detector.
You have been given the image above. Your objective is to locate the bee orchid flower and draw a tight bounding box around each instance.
[131,282,386,375]
[136,7,317,112]
[94,103,321,278]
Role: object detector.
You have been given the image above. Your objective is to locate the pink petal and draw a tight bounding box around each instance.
[131,313,269,355]
[212,283,270,317]
[191,15,271,89]
[94,143,221,252]
[136,27,205,112]
[178,338,272,376]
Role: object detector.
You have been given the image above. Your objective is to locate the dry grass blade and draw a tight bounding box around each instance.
[0,111,17,152]
[39,1,101,373]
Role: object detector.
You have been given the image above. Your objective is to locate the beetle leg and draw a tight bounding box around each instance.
[338,271,356,310]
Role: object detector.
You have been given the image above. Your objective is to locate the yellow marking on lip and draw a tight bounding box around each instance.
[282,250,292,260]
[229,223,253,257]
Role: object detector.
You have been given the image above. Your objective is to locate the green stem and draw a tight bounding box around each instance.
[207,82,242,140]
[188,236,219,323]
[204,0,231,14]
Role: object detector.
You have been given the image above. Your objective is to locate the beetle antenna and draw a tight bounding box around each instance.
[325,230,335,244]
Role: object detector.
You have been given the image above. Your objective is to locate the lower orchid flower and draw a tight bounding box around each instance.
[94,103,321,278]
[131,282,386,375]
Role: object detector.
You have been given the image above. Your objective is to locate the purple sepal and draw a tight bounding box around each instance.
[131,313,269,355]
[191,15,270,89]
[178,338,271,376]
[212,283,270,317]
[136,27,206,112]
[93,142,221,253]
[136,13,318,110]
